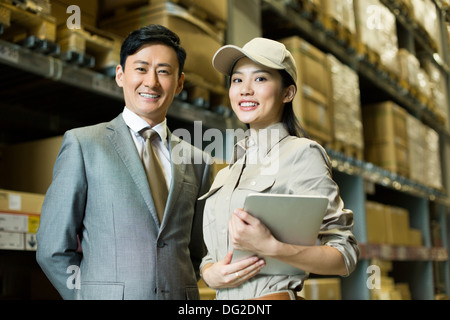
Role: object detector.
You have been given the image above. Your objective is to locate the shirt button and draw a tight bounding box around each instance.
[250,181,256,186]
[157,241,166,248]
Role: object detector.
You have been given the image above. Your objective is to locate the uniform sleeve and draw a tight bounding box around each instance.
[289,141,360,275]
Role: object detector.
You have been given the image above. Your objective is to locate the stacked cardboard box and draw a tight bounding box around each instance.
[0,189,44,251]
[354,0,399,73]
[281,36,332,144]
[51,0,99,28]
[396,49,421,90]
[327,54,363,155]
[409,0,442,53]
[365,200,423,247]
[406,113,426,185]
[320,0,357,46]
[423,59,449,127]
[369,259,412,300]
[299,277,341,300]
[0,135,63,194]
[424,127,443,190]
[99,1,226,86]
[362,101,409,178]
[405,112,442,190]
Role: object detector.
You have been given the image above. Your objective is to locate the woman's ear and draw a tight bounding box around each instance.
[283,85,296,103]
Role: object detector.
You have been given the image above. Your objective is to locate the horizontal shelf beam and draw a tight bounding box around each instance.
[359,243,448,261]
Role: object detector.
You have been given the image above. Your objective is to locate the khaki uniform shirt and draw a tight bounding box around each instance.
[200,123,359,300]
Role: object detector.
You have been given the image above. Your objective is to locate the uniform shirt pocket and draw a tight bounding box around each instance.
[237,175,276,192]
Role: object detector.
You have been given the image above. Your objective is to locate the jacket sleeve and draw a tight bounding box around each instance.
[36,130,86,300]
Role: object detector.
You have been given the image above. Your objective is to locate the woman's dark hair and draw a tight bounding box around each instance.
[120,24,186,78]
[279,70,309,138]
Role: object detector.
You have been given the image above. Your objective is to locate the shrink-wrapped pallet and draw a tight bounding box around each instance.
[424,127,443,190]
[327,54,363,156]
[406,114,425,185]
[281,36,332,144]
[354,0,398,73]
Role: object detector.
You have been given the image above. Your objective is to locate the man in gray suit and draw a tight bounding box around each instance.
[36,25,212,300]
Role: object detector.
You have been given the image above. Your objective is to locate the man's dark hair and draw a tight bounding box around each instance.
[120,24,187,78]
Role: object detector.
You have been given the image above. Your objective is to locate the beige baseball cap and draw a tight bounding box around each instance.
[212,37,297,83]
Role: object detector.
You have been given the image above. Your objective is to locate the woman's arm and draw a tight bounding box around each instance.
[201,252,265,289]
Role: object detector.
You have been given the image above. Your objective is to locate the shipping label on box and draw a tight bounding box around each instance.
[0,212,28,232]
[0,231,25,250]
[0,212,40,233]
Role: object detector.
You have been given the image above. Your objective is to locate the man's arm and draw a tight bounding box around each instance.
[36,131,87,300]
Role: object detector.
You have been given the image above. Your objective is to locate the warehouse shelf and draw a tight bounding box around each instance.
[0,39,122,99]
[0,38,242,143]
[359,243,448,261]
[327,148,450,207]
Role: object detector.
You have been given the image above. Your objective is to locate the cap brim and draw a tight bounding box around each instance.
[212,45,284,76]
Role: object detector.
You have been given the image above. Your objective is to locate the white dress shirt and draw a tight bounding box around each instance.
[122,107,171,189]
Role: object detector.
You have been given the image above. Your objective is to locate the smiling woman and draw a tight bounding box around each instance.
[199,37,359,300]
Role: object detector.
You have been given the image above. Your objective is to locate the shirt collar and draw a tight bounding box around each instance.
[231,122,289,163]
[122,107,168,142]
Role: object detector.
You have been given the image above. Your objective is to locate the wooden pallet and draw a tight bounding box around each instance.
[331,140,363,160]
[287,0,321,22]
[56,25,123,75]
[0,1,57,54]
[356,42,381,67]
[321,15,357,51]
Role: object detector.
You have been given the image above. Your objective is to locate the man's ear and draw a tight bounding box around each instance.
[283,84,296,103]
[175,72,185,95]
[115,64,124,88]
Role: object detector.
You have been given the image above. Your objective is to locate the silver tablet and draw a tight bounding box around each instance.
[232,193,329,275]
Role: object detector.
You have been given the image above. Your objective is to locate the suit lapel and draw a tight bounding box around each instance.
[160,131,186,230]
[106,115,160,226]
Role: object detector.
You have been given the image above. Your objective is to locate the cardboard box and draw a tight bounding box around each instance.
[365,201,386,244]
[385,206,410,246]
[99,0,227,24]
[354,0,399,73]
[300,278,341,300]
[406,113,426,185]
[0,231,24,250]
[327,54,363,150]
[0,231,37,251]
[409,228,422,247]
[281,36,332,143]
[0,212,40,233]
[424,127,442,190]
[0,189,45,215]
[51,0,99,27]
[99,2,224,85]
[320,0,356,35]
[362,101,409,177]
[0,135,63,194]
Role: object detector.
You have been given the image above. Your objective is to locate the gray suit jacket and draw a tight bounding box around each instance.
[36,114,212,300]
